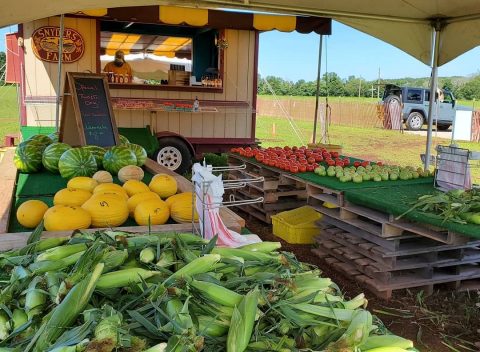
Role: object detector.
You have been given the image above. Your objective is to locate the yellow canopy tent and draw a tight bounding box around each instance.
[3,0,480,169]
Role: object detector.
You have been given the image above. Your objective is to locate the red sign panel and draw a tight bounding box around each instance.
[5,33,21,84]
[31,26,84,63]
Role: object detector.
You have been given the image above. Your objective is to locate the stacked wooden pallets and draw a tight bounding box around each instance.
[227,154,307,223]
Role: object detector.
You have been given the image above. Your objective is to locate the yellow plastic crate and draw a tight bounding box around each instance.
[271,206,322,244]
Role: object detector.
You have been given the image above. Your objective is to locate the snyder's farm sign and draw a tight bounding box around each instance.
[31,26,84,63]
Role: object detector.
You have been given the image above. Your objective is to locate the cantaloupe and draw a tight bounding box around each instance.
[118,165,144,183]
[92,170,113,183]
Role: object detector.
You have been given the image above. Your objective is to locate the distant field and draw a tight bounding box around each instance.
[256,115,480,181]
[0,86,20,145]
[258,94,478,109]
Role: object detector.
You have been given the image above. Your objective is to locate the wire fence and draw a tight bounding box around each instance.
[256,97,383,128]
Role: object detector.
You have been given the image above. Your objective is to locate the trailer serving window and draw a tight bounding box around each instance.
[99,21,221,89]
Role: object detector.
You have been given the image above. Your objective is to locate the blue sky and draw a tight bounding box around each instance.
[2,21,480,81]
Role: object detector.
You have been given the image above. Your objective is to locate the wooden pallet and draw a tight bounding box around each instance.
[304,182,345,207]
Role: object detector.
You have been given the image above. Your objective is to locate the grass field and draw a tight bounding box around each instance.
[0,86,20,145]
[258,94,478,109]
[256,115,480,180]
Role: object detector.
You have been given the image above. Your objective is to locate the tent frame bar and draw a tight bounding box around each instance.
[312,34,323,144]
[54,14,64,131]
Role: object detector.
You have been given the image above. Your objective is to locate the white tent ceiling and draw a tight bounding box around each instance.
[2,1,480,66]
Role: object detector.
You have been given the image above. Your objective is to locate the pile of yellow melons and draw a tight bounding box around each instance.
[16,166,198,232]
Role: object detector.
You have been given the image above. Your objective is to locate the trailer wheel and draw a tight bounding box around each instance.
[155,137,193,175]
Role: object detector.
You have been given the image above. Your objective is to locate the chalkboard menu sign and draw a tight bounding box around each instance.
[59,72,119,147]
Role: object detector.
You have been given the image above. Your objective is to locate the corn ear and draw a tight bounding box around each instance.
[0,311,10,341]
[361,348,411,352]
[3,237,69,258]
[197,315,229,337]
[102,250,128,273]
[227,288,259,352]
[290,303,356,321]
[24,276,47,319]
[12,309,27,331]
[156,250,175,268]
[27,263,104,352]
[29,251,85,274]
[239,241,281,253]
[143,342,167,352]
[190,279,243,307]
[140,247,156,264]
[212,247,277,263]
[35,243,87,262]
[96,268,159,290]
[164,254,221,285]
[359,335,414,350]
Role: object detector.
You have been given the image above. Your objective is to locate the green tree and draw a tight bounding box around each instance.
[0,52,6,84]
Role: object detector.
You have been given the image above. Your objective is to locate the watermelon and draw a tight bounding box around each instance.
[128,143,147,166]
[48,132,59,143]
[28,134,53,149]
[103,146,137,175]
[42,142,71,173]
[13,141,43,173]
[58,148,98,179]
[83,145,106,168]
[119,135,130,145]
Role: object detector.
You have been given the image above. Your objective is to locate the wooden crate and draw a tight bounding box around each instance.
[168,70,190,86]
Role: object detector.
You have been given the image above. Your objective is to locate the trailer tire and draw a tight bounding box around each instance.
[155,137,193,175]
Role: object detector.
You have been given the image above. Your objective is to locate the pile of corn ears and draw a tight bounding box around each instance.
[0,222,415,351]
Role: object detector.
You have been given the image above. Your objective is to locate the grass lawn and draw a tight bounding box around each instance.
[0,86,20,144]
[256,115,480,181]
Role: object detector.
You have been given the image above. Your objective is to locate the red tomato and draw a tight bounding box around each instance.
[335,160,344,167]
[361,161,369,167]
[307,164,315,172]
[327,160,335,166]
[377,162,383,166]
[313,163,319,168]
[292,146,298,151]
[305,150,313,157]
[284,146,291,151]
[299,164,307,172]
[245,147,252,152]
[354,161,361,167]
[314,155,323,162]
[323,152,331,158]
[299,159,308,165]
[307,157,315,164]
[290,165,299,173]
[331,152,339,158]
[343,158,350,166]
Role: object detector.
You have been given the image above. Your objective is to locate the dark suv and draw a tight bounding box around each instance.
[381,84,471,130]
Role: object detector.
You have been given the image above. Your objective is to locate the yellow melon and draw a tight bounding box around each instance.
[54,188,92,206]
[123,180,150,197]
[149,174,177,199]
[170,195,198,223]
[127,192,160,216]
[118,165,144,183]
[92,170,113,183]
[67,177,98,192]
[134,199,170,225]
[94,183,128,199]
[44,205,91,231]
[165,192,194,209]
[94,190,129,201]
[82,194,129,228]
[16,200,49,228]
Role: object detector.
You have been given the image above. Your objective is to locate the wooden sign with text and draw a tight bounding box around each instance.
[59,72,119,147]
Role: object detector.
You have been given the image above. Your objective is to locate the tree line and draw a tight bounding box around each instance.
[258,73,480,100]
[0,52,6,85]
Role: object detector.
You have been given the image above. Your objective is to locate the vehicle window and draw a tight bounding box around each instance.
[406,89,422,102]
[442,92,453,104]
[425,91,430,101]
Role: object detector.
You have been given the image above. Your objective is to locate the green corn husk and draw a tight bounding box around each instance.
[12,309,28,331]
[102,250,128,273]
[190,280,243,307]
[359,335,414,350]
[290,303,356,321]
[226,288,259,352]
[212,248,279,263]
[156,250,175,268]
[327,309,373,350]
[35,243,87,262]
[197,315,229,337]
[1,237,69,258]
[45,272,66,304]
[24,276,47,319]
[164,254,221,285]
[238,241,282,253]
[86,307,123,351]
[143,342,167,352]
[29,251,85,274]
[26,263,104,352]
[0,311,10,340]
[139,247,156,264]
[361,348,411,352]
[96,268,160,290]
[125,233,207,250]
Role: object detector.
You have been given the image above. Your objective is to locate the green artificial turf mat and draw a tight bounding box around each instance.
[344,184,480,239]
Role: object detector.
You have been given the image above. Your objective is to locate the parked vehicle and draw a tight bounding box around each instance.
[381,84,472,131]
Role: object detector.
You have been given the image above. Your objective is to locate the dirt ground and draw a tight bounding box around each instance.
[239,211,480,352]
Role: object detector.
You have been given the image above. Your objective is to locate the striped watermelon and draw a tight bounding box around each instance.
[119,135,130,145]
[27,134,53,149]
[103,146,137,175]
[14,141,43,173]
[48,132,59,143]
[58,148,98,179]
[128,143,147,166]
[83,145,106,168]
[42,142,71,173]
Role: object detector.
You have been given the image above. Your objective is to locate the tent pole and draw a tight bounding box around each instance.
[424,24,441,171]
[312,35,323,144]
[55,14,65,132]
